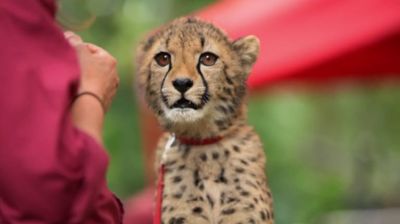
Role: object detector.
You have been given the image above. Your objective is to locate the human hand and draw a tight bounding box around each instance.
[65,31,119,112]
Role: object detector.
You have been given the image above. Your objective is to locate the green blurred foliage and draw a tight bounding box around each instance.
[57,1,400,223]
[249,85,400,223]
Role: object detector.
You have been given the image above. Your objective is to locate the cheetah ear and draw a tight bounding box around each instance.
[232,35,260,73]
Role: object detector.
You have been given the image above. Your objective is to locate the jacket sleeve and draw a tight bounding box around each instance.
[0,0,122,223]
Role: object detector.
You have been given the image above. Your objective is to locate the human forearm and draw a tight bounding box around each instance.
[71,94,105,145]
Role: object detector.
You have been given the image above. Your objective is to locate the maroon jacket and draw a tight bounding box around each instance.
[0,0,123,223]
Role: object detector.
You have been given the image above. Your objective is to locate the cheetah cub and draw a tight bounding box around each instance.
[137,17,274,224]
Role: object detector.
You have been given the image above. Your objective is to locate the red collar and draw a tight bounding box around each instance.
[177,136,223,145]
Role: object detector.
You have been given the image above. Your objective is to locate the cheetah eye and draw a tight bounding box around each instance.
[154,52,171,67]
[199,52,218,66]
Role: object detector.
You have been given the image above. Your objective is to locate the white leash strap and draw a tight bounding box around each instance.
[162,133,176,161]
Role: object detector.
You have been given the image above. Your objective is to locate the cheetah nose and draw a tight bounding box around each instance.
[172,78,193,93]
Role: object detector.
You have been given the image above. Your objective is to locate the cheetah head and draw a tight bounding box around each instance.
[136,17,259,137]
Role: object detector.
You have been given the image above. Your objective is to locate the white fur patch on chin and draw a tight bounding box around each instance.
[164,108,205,123]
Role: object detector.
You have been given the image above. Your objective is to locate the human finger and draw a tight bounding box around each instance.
[64,31,83,47]
[85,43,102,54]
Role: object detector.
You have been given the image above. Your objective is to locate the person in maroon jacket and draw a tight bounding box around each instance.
[0,0,123,223]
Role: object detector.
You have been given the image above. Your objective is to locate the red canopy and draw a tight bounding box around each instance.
[196,0,400,91]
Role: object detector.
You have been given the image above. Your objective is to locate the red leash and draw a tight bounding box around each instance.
[153,164,165,224]
[153,135,222,224]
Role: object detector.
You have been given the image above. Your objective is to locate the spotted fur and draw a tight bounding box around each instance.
[136,17,274,224]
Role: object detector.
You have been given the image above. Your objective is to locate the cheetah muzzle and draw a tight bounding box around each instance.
[137,17,274,224]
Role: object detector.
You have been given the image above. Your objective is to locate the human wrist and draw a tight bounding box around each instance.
[71,93,105,144]
[74,91,106,113]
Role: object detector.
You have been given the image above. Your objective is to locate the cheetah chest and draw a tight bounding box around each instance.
[160,140,271,224]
